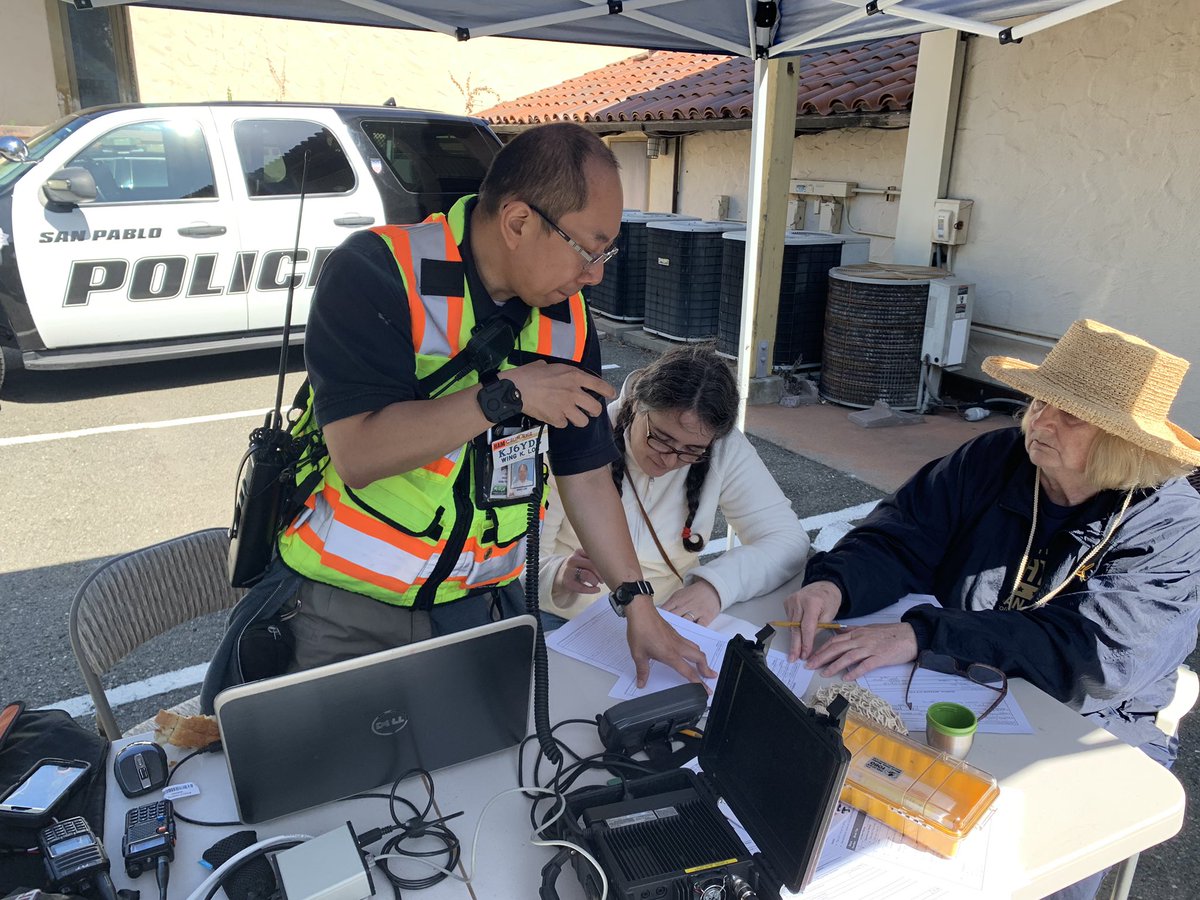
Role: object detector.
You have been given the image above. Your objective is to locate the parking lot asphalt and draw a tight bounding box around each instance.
[0,333,1195,898]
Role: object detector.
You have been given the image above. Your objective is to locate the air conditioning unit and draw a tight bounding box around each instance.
[922,279,974,369]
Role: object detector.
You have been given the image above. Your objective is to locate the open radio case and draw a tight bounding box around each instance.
[556,627,851,899]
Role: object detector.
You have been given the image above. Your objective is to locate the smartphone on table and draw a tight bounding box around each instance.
[0,758,92,826]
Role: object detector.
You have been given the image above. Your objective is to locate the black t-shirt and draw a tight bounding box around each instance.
[1002,492,1078,609]
[304,206,617,477]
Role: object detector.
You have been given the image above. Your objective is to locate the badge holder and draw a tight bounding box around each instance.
[472,421,549,509]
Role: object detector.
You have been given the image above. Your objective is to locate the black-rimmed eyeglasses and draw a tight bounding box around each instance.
[645,415,711,465]
[905,651,1008,721]
[527,203,619,270]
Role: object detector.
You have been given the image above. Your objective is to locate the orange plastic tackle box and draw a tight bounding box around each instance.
[838,713,1000,857]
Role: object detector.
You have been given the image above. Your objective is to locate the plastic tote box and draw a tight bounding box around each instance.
[839,713,999,857]
[644,219,742,342]
[588,211,698,322]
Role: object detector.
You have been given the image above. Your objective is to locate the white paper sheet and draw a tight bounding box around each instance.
[860,663,1033,734]
[809,803,996,891]
[546,597,816,702]
[835,594,1033,735]
[838,594,944,627]
[691,760,1005,900]
[607,647,814,702]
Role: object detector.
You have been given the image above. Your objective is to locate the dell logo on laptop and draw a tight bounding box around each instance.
[372,710,409,736]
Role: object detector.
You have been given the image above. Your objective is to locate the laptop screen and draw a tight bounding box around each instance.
[214,615,536,823]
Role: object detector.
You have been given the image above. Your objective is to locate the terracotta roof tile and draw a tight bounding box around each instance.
[480,36,919,126]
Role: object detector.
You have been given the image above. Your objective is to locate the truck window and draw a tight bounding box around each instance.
[0,115,89,193]
[65,119,216,203]
[233,120,355,197]
[361,121,495,196]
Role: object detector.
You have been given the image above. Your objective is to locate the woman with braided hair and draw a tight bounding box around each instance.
[538,344,809,627]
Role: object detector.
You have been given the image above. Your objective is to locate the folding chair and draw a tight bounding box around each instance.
[1107,664,1200,900]
[68,528,244,740]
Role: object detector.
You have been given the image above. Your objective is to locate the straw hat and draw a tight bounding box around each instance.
[982,319,1200,467]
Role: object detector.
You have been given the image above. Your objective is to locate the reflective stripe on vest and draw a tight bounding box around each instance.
[277,196,585,607]
[285,485,530,598]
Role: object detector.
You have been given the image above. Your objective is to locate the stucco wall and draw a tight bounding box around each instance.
[947,0,1200,428]
[127,8,636,114]
[0,0,67,126]
[674,128,908,260]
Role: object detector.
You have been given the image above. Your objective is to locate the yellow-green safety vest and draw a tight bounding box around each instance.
[277,197,589,608]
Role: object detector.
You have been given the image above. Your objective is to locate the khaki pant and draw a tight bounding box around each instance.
[284,578,525,673]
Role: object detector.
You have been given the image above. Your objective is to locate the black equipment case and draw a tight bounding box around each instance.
[554,627,851,899]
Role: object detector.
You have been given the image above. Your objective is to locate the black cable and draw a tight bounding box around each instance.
[524,427,562,765]
[517,718,655,835]
[164,740,241,827]
[357,768,463,895]
[155,853,170,900]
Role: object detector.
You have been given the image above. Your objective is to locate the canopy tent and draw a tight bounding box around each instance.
[69,0,1130,410]
[73,1,1125,58]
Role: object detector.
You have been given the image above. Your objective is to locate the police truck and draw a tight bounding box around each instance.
[0,102,502,389]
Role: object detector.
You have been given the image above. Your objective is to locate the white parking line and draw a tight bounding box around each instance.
[41,663,209,719]
[0,409,272,447]
[39,500,880,716]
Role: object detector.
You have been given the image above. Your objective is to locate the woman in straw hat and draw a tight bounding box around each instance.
[784,319,1200,769]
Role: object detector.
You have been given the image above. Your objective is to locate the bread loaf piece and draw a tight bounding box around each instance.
[154,709,221,749]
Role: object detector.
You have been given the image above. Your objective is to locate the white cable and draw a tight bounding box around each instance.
[183,833,313,900]
[373,786,608,899]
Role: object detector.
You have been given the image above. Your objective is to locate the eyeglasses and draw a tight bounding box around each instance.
[644,414,711,465]
[527,203,619,270]
[904,651,1008,721]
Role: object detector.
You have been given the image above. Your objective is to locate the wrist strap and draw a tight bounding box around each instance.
[625,477,685,585]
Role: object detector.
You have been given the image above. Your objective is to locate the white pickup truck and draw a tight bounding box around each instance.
[0,102,502,387]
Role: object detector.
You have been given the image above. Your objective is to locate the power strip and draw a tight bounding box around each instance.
[273,823,374,900]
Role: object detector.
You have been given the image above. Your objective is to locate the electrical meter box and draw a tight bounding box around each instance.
[932,198,973,245]
[923,279,974,368]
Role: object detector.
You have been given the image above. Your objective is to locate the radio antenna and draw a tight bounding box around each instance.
[271,150,309,431]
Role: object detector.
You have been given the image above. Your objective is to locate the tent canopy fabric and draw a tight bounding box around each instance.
[76,0,1124,58]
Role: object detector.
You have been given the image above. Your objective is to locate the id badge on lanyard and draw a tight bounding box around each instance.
[473,422,549,508]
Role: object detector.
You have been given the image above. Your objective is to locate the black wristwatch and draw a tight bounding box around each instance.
[609,580,654,618]
[477,371,523,424]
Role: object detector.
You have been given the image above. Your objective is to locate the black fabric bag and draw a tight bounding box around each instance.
[0,705,109,893]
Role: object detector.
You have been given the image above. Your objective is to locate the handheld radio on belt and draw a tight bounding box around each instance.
[227,153,321,588]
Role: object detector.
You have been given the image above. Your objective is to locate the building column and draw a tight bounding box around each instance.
[893,29,966,265]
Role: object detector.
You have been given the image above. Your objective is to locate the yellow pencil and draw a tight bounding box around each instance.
[769,621,847,631]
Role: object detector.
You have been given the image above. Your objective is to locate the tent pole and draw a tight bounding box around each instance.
[1008,0,1128,40]
[735,55,798,428]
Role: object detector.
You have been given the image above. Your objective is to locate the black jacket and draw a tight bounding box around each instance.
[806,427,1200,754]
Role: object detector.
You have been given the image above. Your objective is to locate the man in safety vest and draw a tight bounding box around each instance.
[201,122,713,709]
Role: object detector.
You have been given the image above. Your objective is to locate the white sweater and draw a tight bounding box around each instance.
[537,406,810,618]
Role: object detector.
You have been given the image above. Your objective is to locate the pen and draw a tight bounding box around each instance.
[769,621,847,631]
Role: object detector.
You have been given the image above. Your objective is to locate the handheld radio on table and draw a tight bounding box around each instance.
[37,815,118,900]
[122,798,176,878]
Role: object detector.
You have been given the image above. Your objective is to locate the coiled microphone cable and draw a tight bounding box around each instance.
[525,432,562,765]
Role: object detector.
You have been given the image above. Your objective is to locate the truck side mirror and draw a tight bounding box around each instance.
[41,167,98,210]
[0,136,29,163]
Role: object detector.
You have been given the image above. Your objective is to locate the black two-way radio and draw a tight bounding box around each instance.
[227,152,313,588]
[37,816,118,900]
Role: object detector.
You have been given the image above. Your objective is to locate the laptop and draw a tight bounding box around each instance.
[213,615,537,824]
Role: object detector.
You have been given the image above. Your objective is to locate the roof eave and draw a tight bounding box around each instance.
[488,110,910,136]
